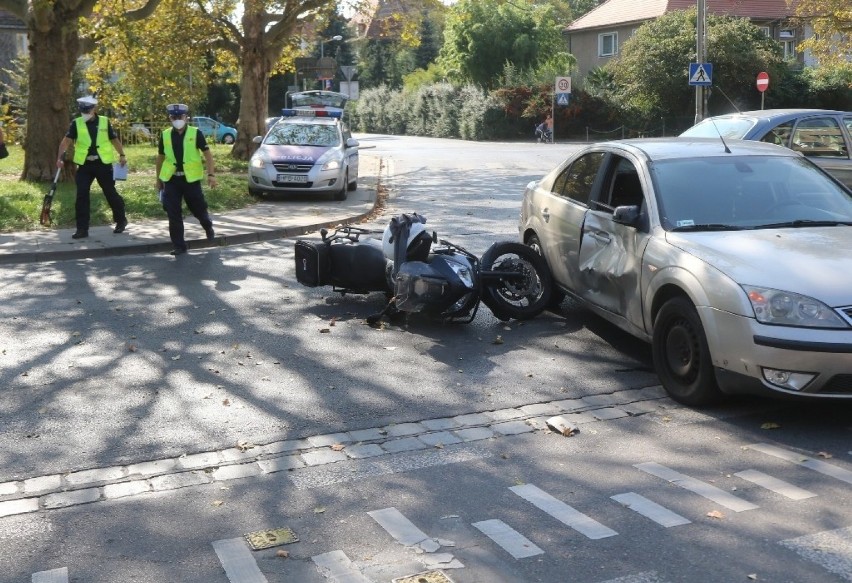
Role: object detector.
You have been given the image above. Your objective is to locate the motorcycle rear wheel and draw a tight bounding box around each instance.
[480,242,552,321]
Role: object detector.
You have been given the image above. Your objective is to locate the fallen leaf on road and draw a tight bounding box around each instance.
[493,336,504,345]
[212,500,224,507]
[706,510,724,519]
[314,507,326,514]
[276,550,289,558]
[760,422,781,430]
[818,451,833,459]
[319,328,330,333]
[747,575,757,581]
[330,444,345,451]
[222,399,231,406]
[128,344,137,352]
[171,355,181,360]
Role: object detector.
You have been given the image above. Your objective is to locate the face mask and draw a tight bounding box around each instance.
[82,113,94,122]
[172,119,186,130]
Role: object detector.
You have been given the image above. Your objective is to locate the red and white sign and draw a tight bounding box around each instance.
[756,71,770,93]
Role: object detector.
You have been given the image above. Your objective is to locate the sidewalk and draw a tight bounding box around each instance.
[0,155,383,265]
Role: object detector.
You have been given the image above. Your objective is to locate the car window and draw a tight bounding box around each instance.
[598,157,644,212]
[680,118,754,139]
[845,116,852,134]
[651,156,852,230]
[760,121,793,147]
[791,117,849,159]
[266,123,340,147]
[551,152,605,205]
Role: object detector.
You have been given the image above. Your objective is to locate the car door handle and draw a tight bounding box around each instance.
[541,207,550,222]
[589,231,611,244]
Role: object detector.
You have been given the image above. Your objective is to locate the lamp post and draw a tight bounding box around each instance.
[320,35,343,59]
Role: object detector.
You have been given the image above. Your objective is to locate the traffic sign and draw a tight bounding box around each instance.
[555,76,572,94]
[756,71,770,93]
[556,93,570,106]
[688,63,712,86]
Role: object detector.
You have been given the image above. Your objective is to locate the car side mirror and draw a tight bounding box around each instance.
[252,136,263,144]
[346,137,359,148]
[613,205,641,226]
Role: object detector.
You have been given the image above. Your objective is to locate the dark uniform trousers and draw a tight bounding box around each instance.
[75,160,126,231]
[162,175,213,252]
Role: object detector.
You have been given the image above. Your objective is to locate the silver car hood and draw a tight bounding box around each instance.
[666,228,852,306]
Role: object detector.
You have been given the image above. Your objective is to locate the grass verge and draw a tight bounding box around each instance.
[0,143,253,232]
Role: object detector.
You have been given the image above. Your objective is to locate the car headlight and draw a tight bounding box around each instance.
[250,155,266,169]
[742,285,848,328]
[322,159,341,171]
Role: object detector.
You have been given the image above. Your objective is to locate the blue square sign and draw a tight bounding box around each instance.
[689,63,712,86]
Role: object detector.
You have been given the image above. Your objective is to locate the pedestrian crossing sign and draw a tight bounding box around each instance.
[689,63,712,86]
[556,93,570,106]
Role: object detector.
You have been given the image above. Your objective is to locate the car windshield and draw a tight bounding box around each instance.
[680,118,755,140]
[264,123,340,147]
[650,155,852,231]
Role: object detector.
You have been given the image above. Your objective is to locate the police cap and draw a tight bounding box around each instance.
[166,103,189,116]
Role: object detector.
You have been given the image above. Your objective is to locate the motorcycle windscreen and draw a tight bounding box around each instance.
[394,261,447,313]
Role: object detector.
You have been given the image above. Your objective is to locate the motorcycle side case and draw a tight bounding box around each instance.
[294,240,330,287]
[327,238,390,293]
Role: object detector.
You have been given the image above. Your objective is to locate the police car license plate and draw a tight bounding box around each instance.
[277,174,308,183]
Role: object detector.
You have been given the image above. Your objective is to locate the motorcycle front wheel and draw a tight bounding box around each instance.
[480,242,552,321]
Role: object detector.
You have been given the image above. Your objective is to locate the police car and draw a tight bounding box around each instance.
[248,108,359,201]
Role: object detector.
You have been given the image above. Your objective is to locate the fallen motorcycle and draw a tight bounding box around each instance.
[294,213,553,323]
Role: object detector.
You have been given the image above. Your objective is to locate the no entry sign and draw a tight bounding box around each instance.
[756,72,770,93]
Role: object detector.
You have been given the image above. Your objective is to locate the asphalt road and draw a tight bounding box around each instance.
[2,135,852,583]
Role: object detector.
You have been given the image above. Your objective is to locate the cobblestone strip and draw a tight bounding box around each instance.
[0,388,671,511]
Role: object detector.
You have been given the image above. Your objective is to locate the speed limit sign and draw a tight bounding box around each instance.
[555,76,572,93]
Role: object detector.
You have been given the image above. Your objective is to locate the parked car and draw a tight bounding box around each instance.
[248,108,359,201]
[190,116,237,144]
[519,137,852,406]
[680,109,852,189]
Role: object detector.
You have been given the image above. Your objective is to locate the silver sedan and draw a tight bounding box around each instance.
[519,137,852,406]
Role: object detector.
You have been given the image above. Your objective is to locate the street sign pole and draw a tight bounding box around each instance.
[695,0,706,123]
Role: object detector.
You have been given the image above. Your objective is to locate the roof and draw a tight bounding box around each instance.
[567,0,796,31]
[599,137,800,161]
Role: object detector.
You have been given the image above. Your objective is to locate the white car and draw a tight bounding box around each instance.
[519,137,852,406]
[248,109,359,201]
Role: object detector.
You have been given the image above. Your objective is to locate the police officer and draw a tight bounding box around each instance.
[155,103,217,256]
[57,95,129,239]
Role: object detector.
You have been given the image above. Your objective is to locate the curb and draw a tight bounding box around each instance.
[0,158,385,265]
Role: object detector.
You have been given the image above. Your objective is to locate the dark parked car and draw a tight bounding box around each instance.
[519,138,852,406]
[681,109,852,189]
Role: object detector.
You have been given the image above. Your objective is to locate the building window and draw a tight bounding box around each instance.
[759,27,771,37]
[779,28,795,39]
[598,32,618,57]
[782,39,797,59]
[15,33,28,57]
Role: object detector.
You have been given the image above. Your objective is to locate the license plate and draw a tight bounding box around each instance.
[277,174,308,183]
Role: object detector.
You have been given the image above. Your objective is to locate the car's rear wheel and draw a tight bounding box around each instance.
[222,133,235,144]
[652,296,722,406]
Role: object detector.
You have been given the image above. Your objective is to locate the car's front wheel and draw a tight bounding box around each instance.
[652,296,722,406]
[526,233,564,309]
[334,171,348,201]
[222,133,235,144]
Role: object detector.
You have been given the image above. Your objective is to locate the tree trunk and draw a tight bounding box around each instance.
[23,10,81,181]
[231,9,271,161]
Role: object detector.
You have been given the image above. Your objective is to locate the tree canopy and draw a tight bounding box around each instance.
[438,0,571,88]
[790,0,852,76]
[608,8,787,121]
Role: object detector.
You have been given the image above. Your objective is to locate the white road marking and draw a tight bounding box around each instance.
[368,507,431,546]
[510,484,618,539]
[212,538,268,583]
[610,492,691,527]
[312,550,374,583]
[32,567,68,583]
[634,462,759,512]
[780,526,852,582]
[748,443,852,485]
[734,469,817,500]
[472,518,544,559]
[594,571,671,583]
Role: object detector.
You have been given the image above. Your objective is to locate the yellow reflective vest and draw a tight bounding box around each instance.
[73,116,116,165]
[159,126,203,182]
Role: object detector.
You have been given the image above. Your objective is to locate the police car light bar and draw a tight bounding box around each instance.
[281,108,342,118]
